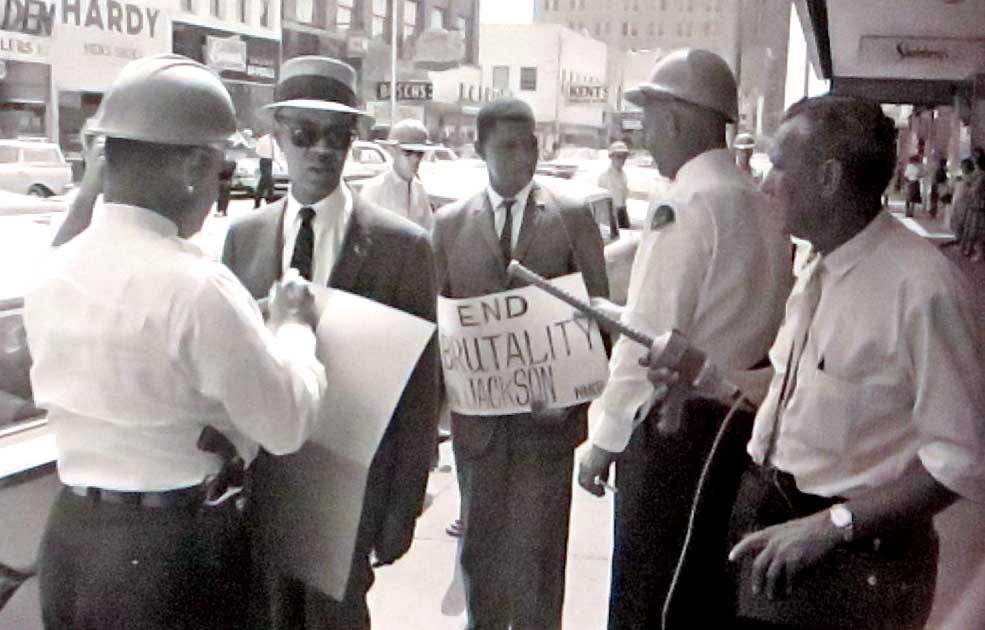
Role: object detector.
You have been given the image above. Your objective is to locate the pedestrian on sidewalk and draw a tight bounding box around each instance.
[929,157,948,219]
[904,154,923,218]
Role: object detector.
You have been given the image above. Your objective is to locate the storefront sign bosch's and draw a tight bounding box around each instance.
[0,0,161,38]
[377,81,434,101]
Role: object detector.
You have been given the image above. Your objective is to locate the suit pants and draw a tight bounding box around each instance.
[39,487,248,630]
[263,552,374,630]
[454,426,574,630]
[608,400,725,630]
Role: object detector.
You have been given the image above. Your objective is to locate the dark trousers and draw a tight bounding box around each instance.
[728,466,937,630]
[39,487,247,630]
[217,181,232,215]
[262,553,374,630]
[254,158,274,208]
[616,205,630,229]
[608,400,728,630]
[454,429,574,630]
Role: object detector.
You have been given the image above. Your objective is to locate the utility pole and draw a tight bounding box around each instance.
[390,0,399,126]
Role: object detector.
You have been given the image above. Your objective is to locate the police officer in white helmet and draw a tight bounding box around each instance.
[577,48,792,628]
[25,54,328,629]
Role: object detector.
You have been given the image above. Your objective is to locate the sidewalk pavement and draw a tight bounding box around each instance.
[368,441,614,630]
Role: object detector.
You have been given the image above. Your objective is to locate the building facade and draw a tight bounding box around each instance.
[479,23,608,150]
[0,0,280,164]
[279,0,481,146]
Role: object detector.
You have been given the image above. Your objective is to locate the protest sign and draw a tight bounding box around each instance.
[437,273,609,416]
[254,286,435,601]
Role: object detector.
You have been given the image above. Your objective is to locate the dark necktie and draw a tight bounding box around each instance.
[499,199,515,264]
[290,206,315,281]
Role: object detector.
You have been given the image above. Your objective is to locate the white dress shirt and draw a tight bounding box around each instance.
[282,183,353,286]
[749,211,985,502]
[24,202,327,491]
[590,148,791,453]
[487,179,534,249]
[360,169,434,232]
[598,166,629,208]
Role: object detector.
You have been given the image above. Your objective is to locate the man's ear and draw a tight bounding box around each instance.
[818,159,843,198]
[475,138,486,161]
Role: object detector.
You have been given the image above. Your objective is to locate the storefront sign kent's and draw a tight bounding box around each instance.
[1,0,160,38]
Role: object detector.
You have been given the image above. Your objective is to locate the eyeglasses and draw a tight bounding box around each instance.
[276,117,355,150]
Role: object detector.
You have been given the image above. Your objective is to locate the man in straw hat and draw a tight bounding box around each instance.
[361,118,438,231]
[221,56,439,629]
[26,53,328,629]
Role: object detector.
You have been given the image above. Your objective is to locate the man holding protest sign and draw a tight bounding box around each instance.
[221,56,439,629]
[431,97,609,630]
[576,48,792,629]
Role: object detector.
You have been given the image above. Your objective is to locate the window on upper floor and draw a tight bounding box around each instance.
[579,0,585,9]
[622,21,628,35]
[492,65,509,91]
[238,0,249,22]
[295,0,313,22]
[431,6,445,28]
[337,0,354,29]
[372,0,387,37]
[211,0,223,19]
[520,67,537,91]
[403,0,417,41]
[648,22,655,36]
[545,0,550,10]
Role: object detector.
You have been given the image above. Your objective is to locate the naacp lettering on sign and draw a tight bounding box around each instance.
[437,273,609,416]
[376,81,434,101]
[568,85,608,103]
[0,0,161,38]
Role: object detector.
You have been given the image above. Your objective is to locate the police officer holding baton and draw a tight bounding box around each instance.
[24,54,328,629]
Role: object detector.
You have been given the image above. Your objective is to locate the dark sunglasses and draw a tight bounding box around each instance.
[276,117,355,150]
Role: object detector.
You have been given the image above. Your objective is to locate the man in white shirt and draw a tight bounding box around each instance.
[597,140,631,228]
[222,56,439,630]
[360,118,436,231]
[719,96,985,628]
[576,48,792,629]
[24,54,328,630]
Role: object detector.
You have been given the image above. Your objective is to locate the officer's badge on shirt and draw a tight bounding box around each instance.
[649,203,676,230]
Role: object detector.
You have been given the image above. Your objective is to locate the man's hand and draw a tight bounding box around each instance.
[577,444,616,497]
[372,511,415,567]
[529,387,566,425]
[728,510,842,600]
[268,269,319,330]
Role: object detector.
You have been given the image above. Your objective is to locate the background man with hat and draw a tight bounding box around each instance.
[598,140,632,228]
[361,118,437,232]
[431,97,609,630]
[25,54,329,629]
[221,55,439,630]
[576,48,791,629]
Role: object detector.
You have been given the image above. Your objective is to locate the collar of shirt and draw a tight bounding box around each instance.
[282,183,353,285]
[92,201,180,238]
[384,168,414,187]
[820,211,892,281]
[486,179,534,248]
[669,148,742,196]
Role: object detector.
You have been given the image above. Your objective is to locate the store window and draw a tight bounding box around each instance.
[520,67,537,91]
[372,0,387,37]
[403,0,417,41]
[337,0,354,29]
[431,7,445,28]
[492,66,509,92]
[259,0,270,26]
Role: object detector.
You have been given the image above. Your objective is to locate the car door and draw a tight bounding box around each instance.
[0,147,24,195]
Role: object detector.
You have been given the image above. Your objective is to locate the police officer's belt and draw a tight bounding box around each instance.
[68,484,206,509]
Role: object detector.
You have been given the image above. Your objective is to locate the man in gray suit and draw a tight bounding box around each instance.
[431,98,609,630]
[221,56,439,630]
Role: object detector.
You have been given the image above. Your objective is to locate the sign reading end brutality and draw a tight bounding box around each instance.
[438,273,609,416]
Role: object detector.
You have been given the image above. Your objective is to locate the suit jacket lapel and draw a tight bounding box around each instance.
[471,191,506,268]
[512,185,544,264]
[328,195,372,291]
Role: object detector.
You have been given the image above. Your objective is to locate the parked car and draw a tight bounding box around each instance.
[0,139,74,198]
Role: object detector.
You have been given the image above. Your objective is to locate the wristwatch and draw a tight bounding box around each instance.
[829,503,854,543]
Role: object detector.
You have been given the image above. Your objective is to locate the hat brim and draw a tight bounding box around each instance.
[625,84,671,108]
[260,98,371,117]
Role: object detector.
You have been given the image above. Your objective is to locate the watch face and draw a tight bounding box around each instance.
[831,505,853,528]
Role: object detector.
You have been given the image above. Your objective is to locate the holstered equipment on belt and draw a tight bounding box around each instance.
[197,425,247,508]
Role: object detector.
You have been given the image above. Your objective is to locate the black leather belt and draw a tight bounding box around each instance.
[68,484,206,509]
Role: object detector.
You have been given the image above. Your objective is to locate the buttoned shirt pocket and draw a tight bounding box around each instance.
[784,364,863,455]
